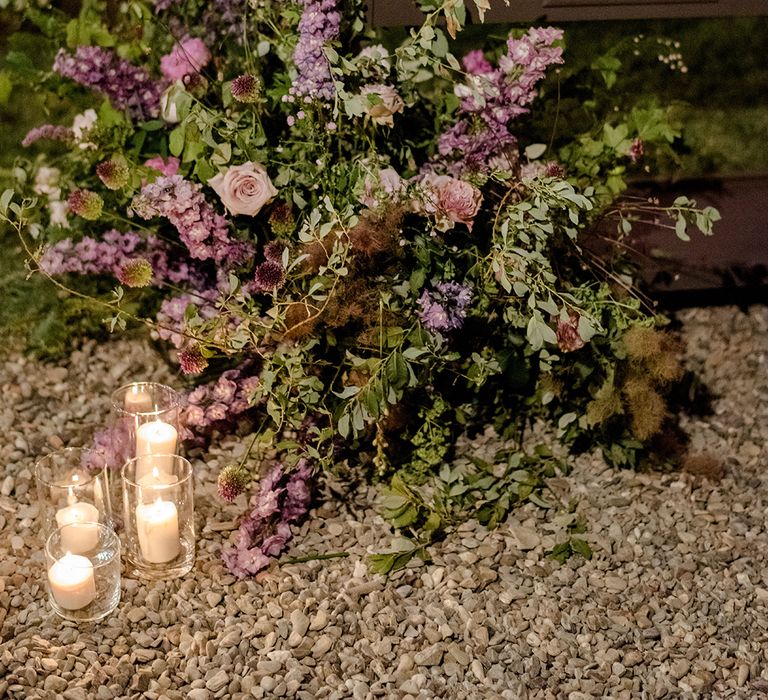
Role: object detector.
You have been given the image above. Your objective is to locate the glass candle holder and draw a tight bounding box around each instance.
[111,382,181,479]
[45,522,121,622]
[34,448,113,550]
[122,454,195,580]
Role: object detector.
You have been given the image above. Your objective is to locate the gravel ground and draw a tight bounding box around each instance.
[0,305,767,700]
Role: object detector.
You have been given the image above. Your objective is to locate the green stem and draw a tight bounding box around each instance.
[281,551,350,565]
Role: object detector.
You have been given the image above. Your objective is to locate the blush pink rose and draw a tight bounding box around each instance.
[144,156,180,177]
[208,162,278,217]
[422,175,483,232]
[160,38,211,81]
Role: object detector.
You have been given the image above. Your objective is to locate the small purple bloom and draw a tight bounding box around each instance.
[53,46,163,121]
[418,281,473,334]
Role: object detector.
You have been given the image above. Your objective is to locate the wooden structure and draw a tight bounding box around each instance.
[369,0,767,26]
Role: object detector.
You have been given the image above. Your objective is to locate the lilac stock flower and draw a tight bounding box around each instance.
[39,230,205,287]
[436,27,563,175]
[85,423,132,472]
[131,174,254,267]
[222,460,313,578]
[418,281,473,334]
[22,124,74,148]
[178,365,262,439]
[53,46,164,121]
[155,291,219,349]
[289,0,341,103]
[462,49,494,75]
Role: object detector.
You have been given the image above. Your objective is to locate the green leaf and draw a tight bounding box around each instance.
[0,189,14,216]
[570,538,593,560]
[674,216,690,242]
[525,143,547,160]
[169,128,185,157]
[368,549,417,575]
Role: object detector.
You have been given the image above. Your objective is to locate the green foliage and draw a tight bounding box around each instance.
[373,445,568,573]
[0,1,725,572]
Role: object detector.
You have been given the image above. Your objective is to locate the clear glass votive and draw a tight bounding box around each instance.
[111,382,181,480]
[45,522,121,622]
[34,448,113,550]
[122,454,195,580]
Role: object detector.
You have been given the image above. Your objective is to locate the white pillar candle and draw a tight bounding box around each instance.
[135,420,178,479]
[55,501,100,554]
[48,553,96,610]
[124,386,153,413]
[137,466,179,503]
[136,498,181,563]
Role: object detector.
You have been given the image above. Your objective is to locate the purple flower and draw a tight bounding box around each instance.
[231,74,261,103]
[204,0,247,42]
[556,312,586,352]
[217,464,249,502]
[462,50,494,75]
[418,281,473,334]
[205,403,229,422]
[155,291,219,349]
[131,174,254,267]
[160,38,211,82]
[289,0,341,103]
[53,46,163,121]
[22,124,73,148]
[212,377,238,403]
[39,230,204,287]
[435,27,563,175]
[222,461,313,578]
[178,345,208,375]
[252,260,285,292]
[85,423,132,472]
[628,138,644,164]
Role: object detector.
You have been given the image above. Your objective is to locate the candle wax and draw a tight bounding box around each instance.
[137,466,179,503]
[55,502,100,554]
[124,387,153,413]
[136,498,181,564]
[48,553,96,610]
[135,420,178,479]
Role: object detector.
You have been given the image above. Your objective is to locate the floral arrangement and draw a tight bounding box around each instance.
[3,0,719,575]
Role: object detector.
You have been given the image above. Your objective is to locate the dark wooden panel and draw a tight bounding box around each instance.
[628,174,768,294]
[369,0,767,26]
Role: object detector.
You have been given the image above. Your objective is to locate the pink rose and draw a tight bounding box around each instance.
[144,156,180,177]
[160,38,211,82]
[422,175,482,232]
[208,162,278,216]
[360,84,405,127]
